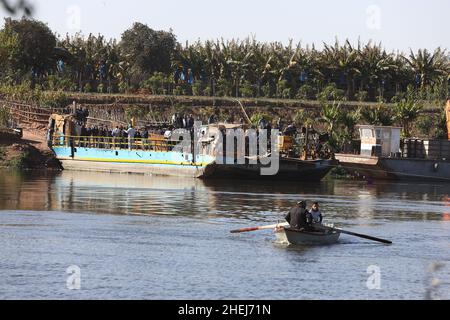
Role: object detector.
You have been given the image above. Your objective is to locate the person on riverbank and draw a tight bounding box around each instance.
[285,201,311,230]
[309,202,323,225]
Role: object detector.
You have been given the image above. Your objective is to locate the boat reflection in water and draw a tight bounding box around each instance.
[0,170,448,223]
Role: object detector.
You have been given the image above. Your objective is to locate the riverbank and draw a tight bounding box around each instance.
[0,128,61,170]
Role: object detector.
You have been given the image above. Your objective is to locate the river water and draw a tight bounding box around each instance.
[0,170,449,300]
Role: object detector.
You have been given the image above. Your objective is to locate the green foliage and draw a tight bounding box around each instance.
[339,109,361,142]
[97,83,105,94]
[216,79,232,97]
[293,109,315,127]
[173,85,183,96]
[0,105,10,127]
[434,109,448,139]
[0,84,69,108]
[40,90,69,108]
[361,104,394,126]
[118,81,129,94]
[0,18,56,82]
[320,100,341,133]
[120,22,177,87]
[416,115,434,137]
[317,83,346,101]
[45,75,77,91]
[406,48,449,88]
[296,84,315,100]
[355,91,368,102]
[141,72,169,95]
[393,98,423,137]
[250,112,273,127]
[83,83,92,93]
[261,83,272,98]
[192,81,203,96]
[240,81,254,98]
[276,80,290,98]
[0,17,449,105]
[293,109,307,125]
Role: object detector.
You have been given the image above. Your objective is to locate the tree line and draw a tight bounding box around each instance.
[0,18,449,103]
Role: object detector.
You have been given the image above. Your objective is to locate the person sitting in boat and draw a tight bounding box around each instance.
[285,201,312,230]
[309,202,323,225]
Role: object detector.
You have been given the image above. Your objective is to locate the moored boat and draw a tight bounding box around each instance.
[276,227,340,245]
[336,111,450,182]
[47,114,335,180]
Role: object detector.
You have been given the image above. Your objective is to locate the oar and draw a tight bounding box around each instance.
[317,225,392,245]
[230,222,289,234]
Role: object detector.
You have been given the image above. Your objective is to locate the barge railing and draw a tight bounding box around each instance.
[51,134,180,152]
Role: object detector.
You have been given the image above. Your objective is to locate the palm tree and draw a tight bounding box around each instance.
[322,39,360,99]
[225,38,254,97]
[357,41,397,101]
[361,104,394,127]
[321,100,341,133]
[393,98,423,137]
[203,40,221,96]
[405,48,449,89]
[340,109,361,138]
[244,39,271,97]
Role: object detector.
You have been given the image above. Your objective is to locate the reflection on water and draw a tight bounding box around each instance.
[1,170,449,222]
[0,170,449,300]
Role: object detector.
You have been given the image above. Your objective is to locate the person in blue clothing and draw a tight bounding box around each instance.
[309,202,323,225]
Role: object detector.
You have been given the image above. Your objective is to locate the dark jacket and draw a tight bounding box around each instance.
[285,205,311,229]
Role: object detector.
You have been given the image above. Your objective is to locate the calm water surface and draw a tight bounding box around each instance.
[0,170,449,300]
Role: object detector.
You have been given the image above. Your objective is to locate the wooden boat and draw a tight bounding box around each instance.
[276,227,340,245]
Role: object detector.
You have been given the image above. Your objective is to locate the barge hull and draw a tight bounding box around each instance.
[53,147,335,181]
[53,146,212,178]
[204,159,336,181]
[59,159,207,178]
[336,154,450,182]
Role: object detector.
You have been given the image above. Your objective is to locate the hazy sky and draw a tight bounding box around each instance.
[1,0,449,52]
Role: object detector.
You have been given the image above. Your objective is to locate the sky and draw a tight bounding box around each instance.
[1,0,449,53]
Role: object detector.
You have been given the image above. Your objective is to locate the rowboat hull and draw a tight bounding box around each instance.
[276,227,340,245]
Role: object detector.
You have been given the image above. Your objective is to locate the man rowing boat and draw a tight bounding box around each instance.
[284,201,312,231]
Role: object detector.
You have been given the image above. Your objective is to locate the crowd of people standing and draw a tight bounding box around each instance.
[74,123,154,150]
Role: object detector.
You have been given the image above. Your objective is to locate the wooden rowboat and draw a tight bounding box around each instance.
[231,222,391,245]
[276,227,341,245]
